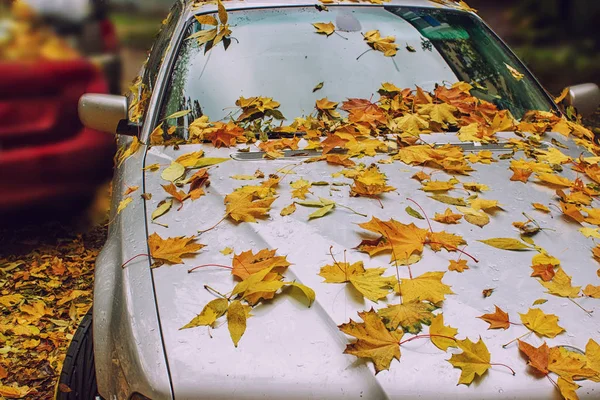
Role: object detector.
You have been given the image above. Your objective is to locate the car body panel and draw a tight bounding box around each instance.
[144,131,600,399]
[95,1,600,399]
[93,138,173,400]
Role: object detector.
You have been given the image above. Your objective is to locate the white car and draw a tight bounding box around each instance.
[63,0,600,399]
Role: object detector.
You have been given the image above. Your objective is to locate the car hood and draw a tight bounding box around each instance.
[144,132,600,399]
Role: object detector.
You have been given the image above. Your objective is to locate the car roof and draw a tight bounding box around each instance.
[184,0,460,18]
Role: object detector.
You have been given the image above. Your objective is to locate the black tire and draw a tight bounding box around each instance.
[57,309,100,400]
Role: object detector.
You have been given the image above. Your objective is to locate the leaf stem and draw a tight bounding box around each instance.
[399,334,456,346]
[188,264,233,273]
[569,298,593,316]
[546,374,559,391]
[356,49,373,60]
[407,198,432,233]
[334,31,348,40]
[489,363,516,376]
[121,253,151,269]
[336,202,368,217]
[426,241,479,263]
[204,284,230,299]
[198,216,227,234]
[502,331,531,348]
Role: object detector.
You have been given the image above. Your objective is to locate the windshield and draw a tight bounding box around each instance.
[159,5,555,139]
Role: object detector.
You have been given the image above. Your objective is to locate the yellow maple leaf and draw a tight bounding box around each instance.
[533,203,551,213]
[549,346,598,383]
[539,267,581,298]
[224,186,278,223]
[583,284,600,298]
[519,308,565,338]
[393,113,429,134]
[448,337,491,385]
[505,63,524,81]
[585,339,600,380]
[377,301,437,334]
[468,198,501,211]
[181,298,229,329]
[350,165,396,197]
[117,136,140,167]
[535,173,573,187]
[421,178,459,192]
[357,217,429,262]
[434,208,463,224]
[363,30,398,57]
[448,259,469,272]
[290,178,312,200]
[397,271,453,304]
[231,249,290,280]
[313,22,335,36]
[418,102,457,126]
[148,233,205,265]
[174,151,205,168]
[280,203,297,216]
[557,378,580,400]
[319,261,395,302]
[339,309,404,374]
[429,313,458,350]
[536,147,572,165]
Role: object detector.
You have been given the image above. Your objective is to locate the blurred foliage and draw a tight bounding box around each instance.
[111,12,163,51]
[510,1,598,91]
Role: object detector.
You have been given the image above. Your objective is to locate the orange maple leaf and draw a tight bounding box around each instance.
[518,340,550,375]
[531,264,556,282]
[478,306,510,330]
[204,122,246,148]
[148,233,205,265]
[510,168,533,183]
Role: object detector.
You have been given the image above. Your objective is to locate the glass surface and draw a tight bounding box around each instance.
[160,6,555,137]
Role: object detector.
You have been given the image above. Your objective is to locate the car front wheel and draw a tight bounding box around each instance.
[57,309,100,400]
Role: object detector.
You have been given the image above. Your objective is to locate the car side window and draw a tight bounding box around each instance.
[144,3,182,92]
[127,2,182,125]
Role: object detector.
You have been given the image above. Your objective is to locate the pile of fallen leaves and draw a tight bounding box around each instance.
[0,0,80,61]
[0,221,104,398]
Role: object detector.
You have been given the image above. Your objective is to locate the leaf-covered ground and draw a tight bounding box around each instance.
[0,198,109,399]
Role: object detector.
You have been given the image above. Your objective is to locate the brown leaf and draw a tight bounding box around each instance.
[478,306,510,330]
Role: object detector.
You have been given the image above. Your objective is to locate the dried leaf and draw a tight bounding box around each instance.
[227,300,247,347]
[313,22,335,36]
[338,309,403,374]
[429,313,458,350]
[405,206,424,220]
[377,301,436,334]
[519,308,565,338]
[448,337,491,385]
[152,200,173,221]
[398,271,453,304]
[478,306,510,330]
[148,233,204,265]
[280,203,297,216]
[180,298,229,329]
[479,238,532,251]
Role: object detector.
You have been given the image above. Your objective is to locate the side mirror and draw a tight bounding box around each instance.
[79,94,137,135]
[565,83,600,117]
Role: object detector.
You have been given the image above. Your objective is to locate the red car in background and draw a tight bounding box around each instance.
[0,0,120,213]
